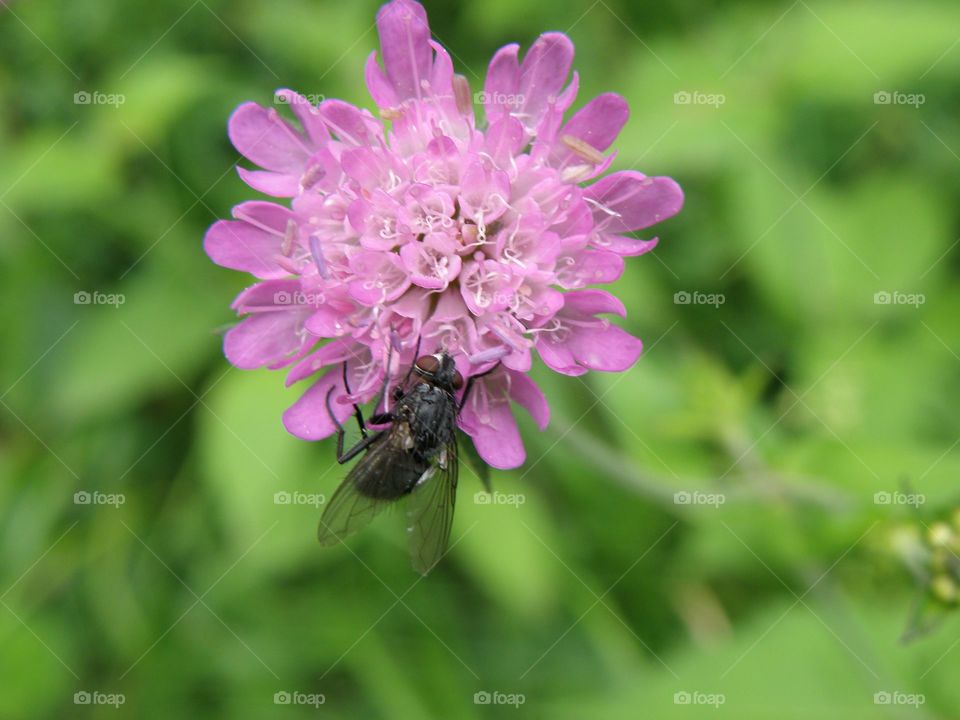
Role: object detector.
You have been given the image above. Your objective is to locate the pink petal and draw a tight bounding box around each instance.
[389,287,432,326]
[430,289,471,322]
[204,220,286,279]
[428,40,454,99]
[482,44,520,122]
[273,89,329,147]
[562,289,626,317]
[364,51,400,109]
[230,278,301,312]
[375,0,433,103]
[484,117,526,165]
[204,201,296,279]
[536,335,584,376]
[566,323,643,372]
[224,312,305,370]
[300,147,341,194]
[460,395,525,470]
[304,304,352,337]
[501,343,532,373]
[341,147,392,189]
[318,100,381,147]
[585,171,684,233]
[400,242,461,290]
[236,167,300,197]
[531,72,579,161]
[285,337,357,386]
[347,252,411,304]
[557,249,624,288]
[594,235,659,257]
[508,371,549,431]
[551,92,628,166]
[228,102,312,173]
[553,69,580,116]
[517,33,574,129]
[283,368,353,441]
[527,285,565,320]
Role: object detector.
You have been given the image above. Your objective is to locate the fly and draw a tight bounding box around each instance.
[318,343,491,575]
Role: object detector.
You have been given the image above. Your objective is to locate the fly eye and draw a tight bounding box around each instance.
[452,371,464,390]
[415,355,440,374]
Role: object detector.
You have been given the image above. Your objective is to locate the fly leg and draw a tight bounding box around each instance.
[398,335,422,390]
[341,361,368,438]
[326,362,380,464]
[370,336,400,418]
[373,334,420,418]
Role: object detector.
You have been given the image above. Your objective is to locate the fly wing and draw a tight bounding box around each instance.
[317,471,389,547]
[458,430,491,492]
[405,437,458,575]
[318,426,427,546]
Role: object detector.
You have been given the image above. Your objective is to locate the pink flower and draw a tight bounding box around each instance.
[205,0,683,470]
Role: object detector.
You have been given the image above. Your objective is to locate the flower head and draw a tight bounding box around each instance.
[205,0,683,469]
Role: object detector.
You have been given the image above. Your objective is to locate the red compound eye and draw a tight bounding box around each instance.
[415,355,440,374]
[452,371,464,390]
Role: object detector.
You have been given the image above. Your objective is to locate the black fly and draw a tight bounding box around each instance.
[318,345,487,575]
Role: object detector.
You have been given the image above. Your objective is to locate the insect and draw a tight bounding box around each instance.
[318,345,491,575]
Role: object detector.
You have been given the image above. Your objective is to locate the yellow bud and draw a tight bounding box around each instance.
[927,522,954,549]
[931,574,958,604]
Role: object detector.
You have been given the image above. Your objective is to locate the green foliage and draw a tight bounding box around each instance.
[2,0,959,717]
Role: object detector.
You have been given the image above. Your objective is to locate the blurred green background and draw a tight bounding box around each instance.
[3,0,960,717]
